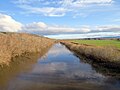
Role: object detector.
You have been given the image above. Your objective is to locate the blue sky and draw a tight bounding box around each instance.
[0,0,120,39]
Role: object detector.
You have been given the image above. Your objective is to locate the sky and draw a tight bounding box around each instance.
[0,0,120,39]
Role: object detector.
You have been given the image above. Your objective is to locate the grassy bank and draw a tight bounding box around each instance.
[0,44,52,86]
[73,40,120,48]
[61,41,120,68]
[0,32,54,67]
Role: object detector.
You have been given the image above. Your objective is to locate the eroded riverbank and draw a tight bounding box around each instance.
[0,43,120,90]
[61,41,120,69]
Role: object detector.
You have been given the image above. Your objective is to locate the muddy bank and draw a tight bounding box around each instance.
[61,41,120,69]
[73,53,120,79]
[0,32,54,67]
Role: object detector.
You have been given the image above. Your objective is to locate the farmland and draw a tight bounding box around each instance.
[73,40,120,48]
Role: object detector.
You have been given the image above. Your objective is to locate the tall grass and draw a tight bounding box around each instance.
[0,32,54,66]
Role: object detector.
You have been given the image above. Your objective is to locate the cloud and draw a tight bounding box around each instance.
[80,26,91,33]
[25,22,47,29]
[46,32,120,39]
[0,13,120,38]
[0,13,22,32]
[94,25,120,32]
[18,5,66,17]
[21,22,92,35]
[22,22,73,34]
[0,13,91,34]
[12,0,114,17]
[21,22,120,35]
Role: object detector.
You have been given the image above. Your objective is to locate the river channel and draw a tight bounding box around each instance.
[0,43,120,90]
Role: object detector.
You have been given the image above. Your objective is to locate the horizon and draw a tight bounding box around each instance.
[0,0,120,39]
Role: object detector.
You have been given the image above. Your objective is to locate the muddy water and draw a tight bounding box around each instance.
[0,43,120,90]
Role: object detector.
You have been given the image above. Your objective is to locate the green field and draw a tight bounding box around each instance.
[73,40,120,48]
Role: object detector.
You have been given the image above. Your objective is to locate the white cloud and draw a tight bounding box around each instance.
[22,22,70,34]
[0,13,22,32]
[0,14,91,34]
[21,22,120,35]
[46,32,120,39]
[18,5,66,17]
[0,13,120,38]
[21,22,92,35]
[94,25,120,32]
[80,26,91,32]
[12,0,114,17]
[25,22,47,29]
[62,0,113,8]
[76,0,113,4]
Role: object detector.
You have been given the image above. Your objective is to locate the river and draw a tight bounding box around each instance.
[0,43,120,90]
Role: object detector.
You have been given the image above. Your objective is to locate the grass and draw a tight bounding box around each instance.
[73,40,120,48]
[61,41,120,68]
[0,32,54,67]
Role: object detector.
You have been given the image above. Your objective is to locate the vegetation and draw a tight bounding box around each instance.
[0,32,54,67]
[73,40,120,48]
[0,45,52,86]
[61,41,120,68]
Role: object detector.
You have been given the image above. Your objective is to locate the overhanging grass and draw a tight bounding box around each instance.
[73,40,120,48]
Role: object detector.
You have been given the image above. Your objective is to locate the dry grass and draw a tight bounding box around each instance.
[0,32,54,66]
[61,41,120,68]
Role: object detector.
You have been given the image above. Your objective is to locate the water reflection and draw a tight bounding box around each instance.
[0,45,52,90]
[73,52,120,79]
[0,43,120,90]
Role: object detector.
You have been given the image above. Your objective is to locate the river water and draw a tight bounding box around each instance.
[0,43,120,90]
